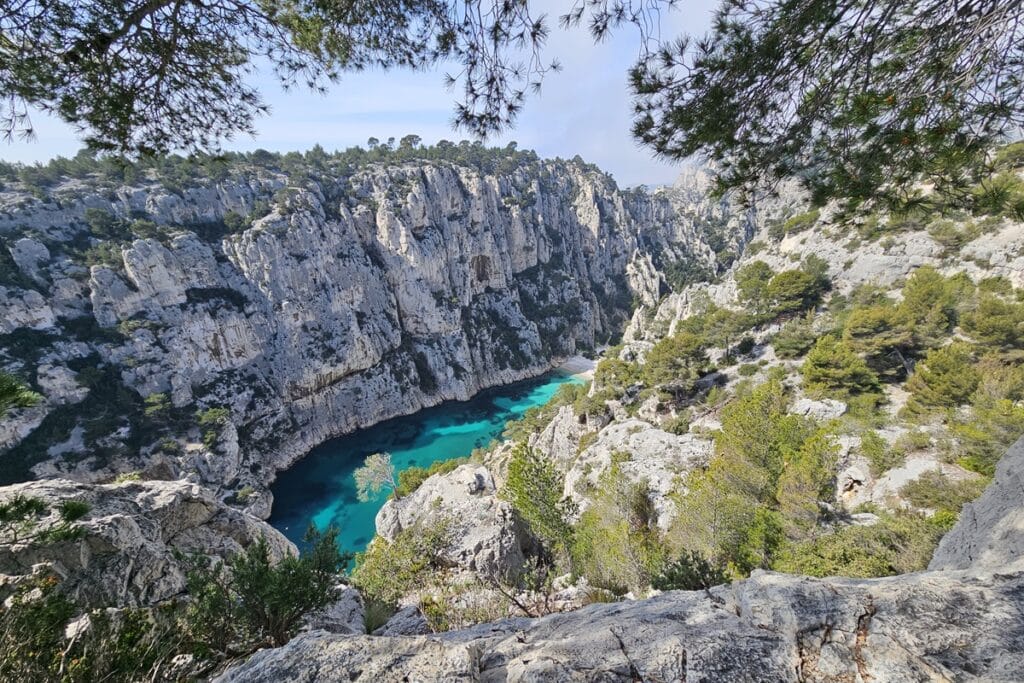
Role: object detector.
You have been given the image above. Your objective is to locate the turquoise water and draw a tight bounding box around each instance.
[269,372,583,554]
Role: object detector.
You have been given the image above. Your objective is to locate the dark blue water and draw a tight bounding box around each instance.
[269,372,583,554]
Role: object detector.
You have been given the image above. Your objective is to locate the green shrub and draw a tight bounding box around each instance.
[651,551,730,591]
[894,429,932,453]
[235,485,255,503]
[196,407,230,448]
[661,413,690,435]
[571,465,664,592]
[772,314,818,358]
[737,363,759,377]
[592,357,641,393]
[0,371,41,417]
[501,443,575,553]
[394,457,467,498]
[926,218,980,255]
[0,578,181,682]
[902,343,980,417]
[765,269,826,315]
[949,357,1024,475]
[843,303,909,374]
[772,512,946,578]
[899,470,987,514]
[774,430,839,539]
[994,141,1024,169]
[970,171,1024,220]
[859,430,904,477]
[670,379,832,575]
[895,266,963,350]
[735,261,775,311]
[642,332,707,394]
[143,392,171,419]
[802,336,881,398]
[978,276,1014,296]
[745,240,767,255]
[577,430,599,453]
[186,526,348,651]
[351,519,450,607]
[769,208,819,240]
[0,494,90,545]
[735,335,756,355]
[961,295,1024,349]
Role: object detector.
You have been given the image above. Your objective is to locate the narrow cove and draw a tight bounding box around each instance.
[268,370,586,555]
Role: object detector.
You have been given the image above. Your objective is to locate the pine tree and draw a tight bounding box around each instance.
[802,336,881,398]
[903,343,980,417]
[502,443,574,554]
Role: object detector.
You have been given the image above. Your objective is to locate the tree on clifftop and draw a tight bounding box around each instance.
[4,1,1022,209]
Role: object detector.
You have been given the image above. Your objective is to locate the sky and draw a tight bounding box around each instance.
[0,0,717,188]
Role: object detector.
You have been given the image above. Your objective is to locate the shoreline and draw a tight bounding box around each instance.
[556,354,597,380]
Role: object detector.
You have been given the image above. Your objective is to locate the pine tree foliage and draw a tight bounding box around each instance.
[631,1,1024,209]
[0,371,41,417]
[501,442,575,554]
[802,336,881,398]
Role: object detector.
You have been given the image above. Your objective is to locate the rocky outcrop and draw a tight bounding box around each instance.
[0,156,722,504]
[564,419,712,530]
[216,437,1024,682]
[305,586,366,635]
[625,176,1024,347]
[218,567,1024,682]
[929,436,1024,572]
[375,464,532,579]
[0,478,293,607]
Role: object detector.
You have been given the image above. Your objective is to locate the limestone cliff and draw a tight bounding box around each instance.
[0,152,721,508]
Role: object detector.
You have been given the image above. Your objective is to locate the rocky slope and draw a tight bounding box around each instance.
[0,152,726,509]
[0,478,293,607]
[218,438,1024,682]
[352,160,1024,626]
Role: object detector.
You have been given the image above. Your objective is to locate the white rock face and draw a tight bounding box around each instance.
[844,453,978,510]
[565,419,712,529]
[790,397,847,421]
[305,586,366,635]
[627,178,1024,345]
[375,464,531,579]
[0,478,294,607]
[371,605,430,636]
[0,159,720,504]
[528,404,587,469]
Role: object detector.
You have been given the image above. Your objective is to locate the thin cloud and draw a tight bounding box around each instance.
[0,1,716,187]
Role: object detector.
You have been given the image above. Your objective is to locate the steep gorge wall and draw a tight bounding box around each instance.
[0,157,718,510]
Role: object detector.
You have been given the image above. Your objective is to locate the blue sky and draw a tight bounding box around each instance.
[1,1,716,187]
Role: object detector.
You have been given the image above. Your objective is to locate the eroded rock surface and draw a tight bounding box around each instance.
[375,464,532,579]
[0,478,293,606]
[929,437,1024,572]
[217,568,1024,682]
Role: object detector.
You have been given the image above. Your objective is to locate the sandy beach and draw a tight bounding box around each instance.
[557,354,597,380]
